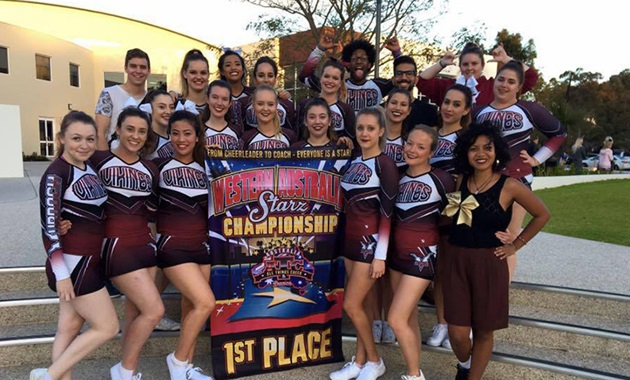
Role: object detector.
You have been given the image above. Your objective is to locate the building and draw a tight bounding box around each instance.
[0,0,220,159]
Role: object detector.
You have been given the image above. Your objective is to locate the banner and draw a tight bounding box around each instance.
[206,147,351,379]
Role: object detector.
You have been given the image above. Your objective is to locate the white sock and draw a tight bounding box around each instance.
[458,356,471,369]
[119,363,134,380]
[171,352,188,367]
[439,323,448,328]
[44,375,53,380]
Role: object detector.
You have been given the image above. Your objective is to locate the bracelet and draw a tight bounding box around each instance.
[438,59,446,69]
[516,235,527,246]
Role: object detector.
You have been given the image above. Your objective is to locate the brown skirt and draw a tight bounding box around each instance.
[442,243,509,331]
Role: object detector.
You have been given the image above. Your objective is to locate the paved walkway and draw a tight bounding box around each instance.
[1,163,629,294]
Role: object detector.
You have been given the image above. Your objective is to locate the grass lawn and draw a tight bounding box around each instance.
[530,179,630,246]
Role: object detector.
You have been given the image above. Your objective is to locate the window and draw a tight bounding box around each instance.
[69,63,79,87]
[36,54,51,81]
[148,73,167,91]
[104,72,124,87]
[39,118,55,157]
[0,46,8,74]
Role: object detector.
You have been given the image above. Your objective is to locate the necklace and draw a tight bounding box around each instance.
[471,173,495,194]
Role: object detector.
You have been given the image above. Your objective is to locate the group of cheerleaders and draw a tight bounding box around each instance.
[33,34,566,380]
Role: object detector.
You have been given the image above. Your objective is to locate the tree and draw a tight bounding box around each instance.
[493,29,537,67]
[242,0,448,70]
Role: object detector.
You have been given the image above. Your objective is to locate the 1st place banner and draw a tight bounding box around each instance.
[206,147,351,379]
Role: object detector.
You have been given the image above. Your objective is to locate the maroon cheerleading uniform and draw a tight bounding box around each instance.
[92,151,159,278]
[154,158,210,268]
[390,168,454,279]
[340,153,398,263]
[146,133,174,160]
[40,157,108,296]
[384,135,406,172]
[237,95,296,134]
[230,86,255,127]
[430,130,463,175]
[240,128,297,150]
[205,124,242,149]
[473,101,567,185]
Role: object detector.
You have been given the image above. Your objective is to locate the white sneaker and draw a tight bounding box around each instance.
[401,371,426,380]
[381,321,396,344]
[166,352,188,380]
[29,369,48,380]
[426,324,448,347]
[155,316,181,331]
[186,364,214,380]
[442,337,452,349]
[132,374,142,380]
[110,363,123,380]
[357,358,386,380]
[330,356,363,380]
[372,320,383,343]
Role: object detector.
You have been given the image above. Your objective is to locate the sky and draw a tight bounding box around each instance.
[30,0,628,81]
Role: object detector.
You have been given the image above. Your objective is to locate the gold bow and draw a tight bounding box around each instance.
[442,192,479,227]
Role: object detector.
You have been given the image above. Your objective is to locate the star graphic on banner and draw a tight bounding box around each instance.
[253,287,316,307]
[216,305,224,315]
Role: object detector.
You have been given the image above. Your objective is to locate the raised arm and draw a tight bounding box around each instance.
[419,51,457,80]
[491,44,538,93]
[298,27,337,91]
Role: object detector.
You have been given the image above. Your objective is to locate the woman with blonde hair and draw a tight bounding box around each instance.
[570,137,587,173]
[239,85,297,149]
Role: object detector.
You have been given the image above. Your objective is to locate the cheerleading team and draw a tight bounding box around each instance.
[425,84,473,350]
[240,85,297,150]
[388,125,455,380]
[31,111,119,380]
[156,111,215,380]
[332,107,398,380]
[91,107,165,380]
[473,60,566,280]
[443,122,550,380]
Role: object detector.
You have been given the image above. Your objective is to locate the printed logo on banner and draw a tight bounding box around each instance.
[251,240,315,295]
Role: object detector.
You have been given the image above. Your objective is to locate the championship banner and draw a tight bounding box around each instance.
[206,147,351,379]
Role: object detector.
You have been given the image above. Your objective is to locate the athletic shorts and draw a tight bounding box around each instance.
[442,243,509,331]
[101,234,157,278]
[46,252,104,297]
[157,234,211,268]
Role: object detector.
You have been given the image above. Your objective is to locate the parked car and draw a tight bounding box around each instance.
[582,154,630,171]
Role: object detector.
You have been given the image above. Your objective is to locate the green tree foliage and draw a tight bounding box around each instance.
[494,29,537,67]
[534,68,629,152]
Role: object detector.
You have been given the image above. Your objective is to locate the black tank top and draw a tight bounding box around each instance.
[449,174,512,248]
